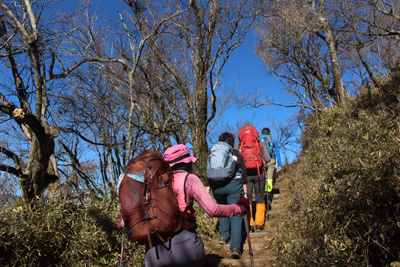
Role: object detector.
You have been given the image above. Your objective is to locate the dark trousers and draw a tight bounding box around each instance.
[247,171,266,204]
[145,230,205,267]
[211,179,243,249]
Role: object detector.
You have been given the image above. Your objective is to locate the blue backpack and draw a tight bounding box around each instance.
[261,134,276,158]
[206,141,237,184]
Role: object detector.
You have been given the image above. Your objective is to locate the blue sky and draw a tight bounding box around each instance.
[58,0,300,163]
[218,32,300,163]
[221,32,296,120]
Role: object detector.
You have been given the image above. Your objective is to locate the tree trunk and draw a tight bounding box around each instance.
[313,0,347,110]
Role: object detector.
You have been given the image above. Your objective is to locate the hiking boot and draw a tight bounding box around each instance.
[231,248,241,259]
[219,236,229,244]
[250,226,255,233]
[256,225,264,232]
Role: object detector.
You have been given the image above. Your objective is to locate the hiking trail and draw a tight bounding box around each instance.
[204,178,288,267]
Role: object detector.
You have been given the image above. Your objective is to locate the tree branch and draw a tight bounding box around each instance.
[0,1,29,37]
[48,57,130,80]
[0,163,22,177]
[0,146,26,169]
[60,127,125,147]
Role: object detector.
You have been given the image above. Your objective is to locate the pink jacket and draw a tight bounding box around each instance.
[172,171,241,217]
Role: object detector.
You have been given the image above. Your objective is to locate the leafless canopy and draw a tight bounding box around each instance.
[254,0,400,113]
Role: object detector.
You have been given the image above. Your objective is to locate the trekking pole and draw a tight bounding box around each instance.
[263,163,269,222]
[119,227,125,267]
[119,219,126,267]
[265,185,270,222]
[241,193,255,267]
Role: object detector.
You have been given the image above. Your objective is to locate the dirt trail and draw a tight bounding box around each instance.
[204,178,288,267]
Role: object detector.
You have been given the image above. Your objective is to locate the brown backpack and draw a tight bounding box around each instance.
[118,150,183,248]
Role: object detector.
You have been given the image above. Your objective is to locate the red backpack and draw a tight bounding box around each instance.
[238,125,265,176]
[118,150,183,248]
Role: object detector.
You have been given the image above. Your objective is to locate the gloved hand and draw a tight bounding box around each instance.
[118,218,125,230]
[265,178,273,192]
[235,198,249,214]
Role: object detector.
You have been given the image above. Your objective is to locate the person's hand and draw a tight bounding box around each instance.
[276,167,282,173]
[235,198,249,214]
[118,218,125,230]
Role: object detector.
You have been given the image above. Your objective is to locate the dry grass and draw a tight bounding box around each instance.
[272,74,400,266]
[0,198,144,266]
[0,194,218,266]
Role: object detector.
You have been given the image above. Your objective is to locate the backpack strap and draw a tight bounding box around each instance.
[181,173,197,231]
[143,162,150,201]
[146,228,153,248]
[144,161,154,248]
[255,140,266,178]
[259,140,266,176]
[183,173,194,213]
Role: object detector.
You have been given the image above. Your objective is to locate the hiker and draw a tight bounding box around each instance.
[144,144,249,267]
[260,127,282,202]
[206,132,248,259]
[238,126,270,232]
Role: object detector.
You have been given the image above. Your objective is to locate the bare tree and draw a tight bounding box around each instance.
[263,115,299,153]
[54,0,260,184]
[255,0,349,112]
[119,0,258,178]
[332,0,400,88]
[254,0,400,113]
[0,0,259,204]
[310,0,347,110]
[55,61,142,196]
[0,0,103,205]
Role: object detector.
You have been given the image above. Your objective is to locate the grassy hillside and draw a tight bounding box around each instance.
[274,73,400,266]
[0,196,217,266]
